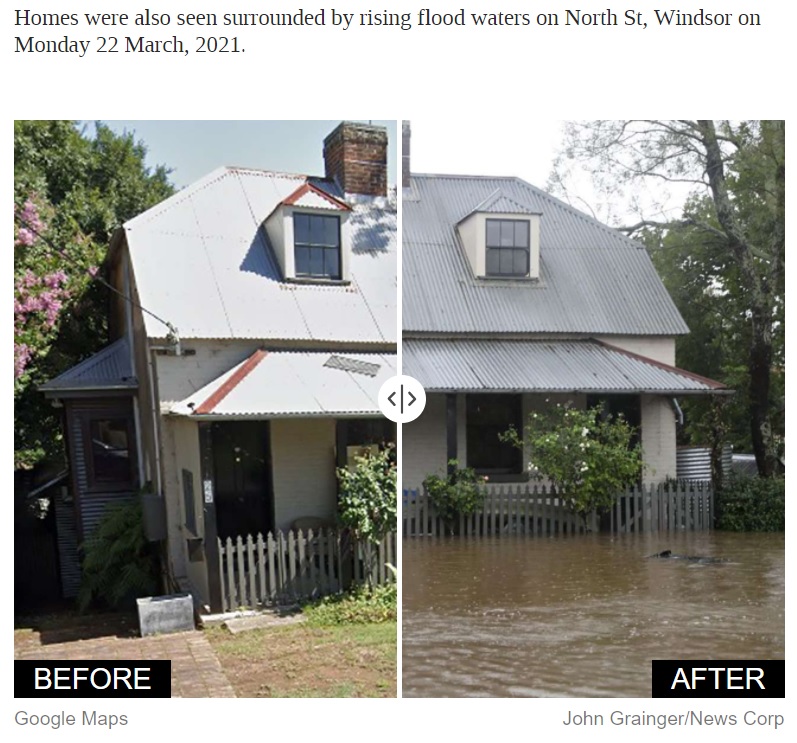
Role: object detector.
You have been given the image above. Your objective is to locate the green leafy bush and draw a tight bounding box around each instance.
[337,446,396,543]
[501,402,643,527]
[423,461,486,533]
[716,475,785,531]
[304,584,397,626]
[77,498,159,611]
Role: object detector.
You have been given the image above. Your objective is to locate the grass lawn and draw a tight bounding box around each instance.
[205,620,396,697]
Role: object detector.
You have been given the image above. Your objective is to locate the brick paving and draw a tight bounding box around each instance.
[15,628,236,698]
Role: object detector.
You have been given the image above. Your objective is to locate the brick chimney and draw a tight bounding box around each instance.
[402,120,411,189]
[323,122,388,196]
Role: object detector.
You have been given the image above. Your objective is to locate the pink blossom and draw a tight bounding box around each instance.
[14,343,32,379]
[87,265,99,277]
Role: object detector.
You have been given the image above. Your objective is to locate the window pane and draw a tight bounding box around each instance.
[294,214,310,244]
[323,216,339,247]
[499,248,514,274]
[295,246,310,275]
[309,215,325,245]
[514,221,529,247]
[466,395,522,473]
[513,249,528,275]
[486,248,499,275]
[500,221,515,247]
[91,419,131,483]
[309,247,324,276]
[324,247,340,279]
[486,220,500,247]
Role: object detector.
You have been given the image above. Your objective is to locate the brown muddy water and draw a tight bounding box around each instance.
[402,532,784,697]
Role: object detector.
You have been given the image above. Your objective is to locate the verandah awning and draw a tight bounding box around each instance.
[403,339,729,395]
[170,350,396,419]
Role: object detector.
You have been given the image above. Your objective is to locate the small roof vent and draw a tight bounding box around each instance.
[324,355,381,377]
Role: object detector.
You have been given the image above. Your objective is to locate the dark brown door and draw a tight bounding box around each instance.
[211,421,273,540]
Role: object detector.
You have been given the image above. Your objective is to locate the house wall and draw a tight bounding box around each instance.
[402,391,674,490]
[155,340,259,408]
[271,418,338,531]
[595,336,676,366]
[160,416,208,602]
[640,395,677,484]
[402,393,447,491]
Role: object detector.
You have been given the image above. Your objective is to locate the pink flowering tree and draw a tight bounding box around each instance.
[13,193,101,468]
[14,120,173,470]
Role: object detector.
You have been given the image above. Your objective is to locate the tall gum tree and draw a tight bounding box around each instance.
[550,120,784,477]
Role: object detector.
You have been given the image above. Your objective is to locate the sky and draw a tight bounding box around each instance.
[408,118,698,227]
[83,120,398,190]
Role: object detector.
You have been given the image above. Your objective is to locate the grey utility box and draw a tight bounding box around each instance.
[137,593,194,636]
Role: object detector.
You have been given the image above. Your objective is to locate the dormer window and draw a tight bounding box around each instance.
[263,181,352,282]
[294,213,341,279]
[486,219,530,277]
[455,189,541,280]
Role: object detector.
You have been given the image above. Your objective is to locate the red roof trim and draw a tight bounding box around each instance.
[195,349,268,414]
[281,182,352,211]
[597,340,729,391]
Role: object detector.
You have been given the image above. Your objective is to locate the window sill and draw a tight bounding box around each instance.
[285,277,351,287]
[479,275,540,283]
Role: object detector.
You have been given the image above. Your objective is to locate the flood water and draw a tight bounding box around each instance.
[402,532,784,697]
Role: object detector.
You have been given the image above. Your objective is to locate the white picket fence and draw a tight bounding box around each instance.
[217,528,396,612]
[402,483,714,537]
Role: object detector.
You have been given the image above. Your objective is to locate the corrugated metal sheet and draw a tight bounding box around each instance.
[125,168,396,343]
[171,350,396,417]
[40,338,136,392]
[404,339,727,394]
[677,446,733,481]
[403,174,689,335]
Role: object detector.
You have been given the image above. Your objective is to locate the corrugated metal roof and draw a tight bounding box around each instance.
[404,174,689,335]
[404,339,728,394]
[171,350,396,418]
[40,338,137,393]
[462,189,540,219]
[125,168,396,343]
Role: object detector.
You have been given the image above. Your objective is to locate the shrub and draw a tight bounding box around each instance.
[423,461,486,533]
[77,498,159,611]
[716,475,785,531]
[501,402,643,527]
[337,446,396,543]
[304,583,397,626]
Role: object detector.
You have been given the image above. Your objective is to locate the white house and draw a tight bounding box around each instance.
[42,122,397,610]
[401,122,729,490]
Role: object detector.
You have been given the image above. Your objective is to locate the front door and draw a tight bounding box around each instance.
[211,421,274,540]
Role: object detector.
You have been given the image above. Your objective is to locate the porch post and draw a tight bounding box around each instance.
[446,393,458,475]
[198,423,223,613]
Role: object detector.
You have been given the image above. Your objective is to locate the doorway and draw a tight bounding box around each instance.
[211,421,274,540]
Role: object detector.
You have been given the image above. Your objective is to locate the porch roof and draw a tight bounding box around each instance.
[403,339,729,395]
[170,349,396,418]
[40,337,137,396]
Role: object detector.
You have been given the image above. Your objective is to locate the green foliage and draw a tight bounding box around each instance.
[14,121,173,471]
[77,499,159,611]
[551,120,784,476]
[303,584,397,626]
[501,403,642,524]
[423,461,486,531]
[336,446,396,544]
[716,475,785,532]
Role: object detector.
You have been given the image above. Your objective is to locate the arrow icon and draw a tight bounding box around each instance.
[388,391,397,407]
[408,391,417,406]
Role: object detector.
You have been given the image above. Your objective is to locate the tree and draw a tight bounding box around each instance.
[551,121,784,477]
[14,121,173,470]
[422,461,486,535]
[501,402,643,528]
